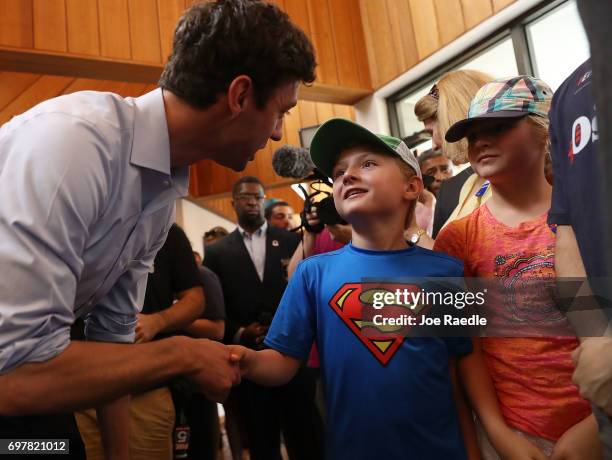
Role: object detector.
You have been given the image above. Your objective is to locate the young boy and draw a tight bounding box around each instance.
[436,76,598,459]
[231,119,475,459]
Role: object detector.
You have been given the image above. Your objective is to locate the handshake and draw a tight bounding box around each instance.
[181,336,254,403]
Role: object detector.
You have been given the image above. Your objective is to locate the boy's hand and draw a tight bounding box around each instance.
[550,415,602,460]
[228,345,254,378]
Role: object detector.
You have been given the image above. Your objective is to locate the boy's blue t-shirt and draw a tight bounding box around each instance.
[264,243,471,460]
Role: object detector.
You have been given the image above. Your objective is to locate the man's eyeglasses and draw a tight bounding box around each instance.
[235,193,265,202]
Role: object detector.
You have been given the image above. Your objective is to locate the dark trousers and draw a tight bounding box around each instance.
[234,366,324,460]
[0,413,86,459]
[184,394,220,460]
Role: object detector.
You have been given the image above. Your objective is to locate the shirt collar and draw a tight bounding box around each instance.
[131,88,189,197]
[238,221,268,238]
[131,88,171,174]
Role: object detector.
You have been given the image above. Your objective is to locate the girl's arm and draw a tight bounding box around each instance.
[459,338,548,460]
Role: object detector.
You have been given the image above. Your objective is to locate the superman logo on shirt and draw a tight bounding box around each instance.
[328,283,427,365]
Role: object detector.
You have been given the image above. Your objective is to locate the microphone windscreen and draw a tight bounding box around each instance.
[272,145,315,178]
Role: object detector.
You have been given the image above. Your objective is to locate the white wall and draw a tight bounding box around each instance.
[176,199,236,255]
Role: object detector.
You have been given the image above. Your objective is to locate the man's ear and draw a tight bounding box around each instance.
[227,75,253,118]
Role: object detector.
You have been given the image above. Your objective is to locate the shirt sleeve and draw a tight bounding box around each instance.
[85,220,170,343]
[548,93,571,226]
[199,267,226,320]
[263,261,316,360]
[0,114,109,372]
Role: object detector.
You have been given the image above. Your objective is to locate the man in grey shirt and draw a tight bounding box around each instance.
[0,0,315,458]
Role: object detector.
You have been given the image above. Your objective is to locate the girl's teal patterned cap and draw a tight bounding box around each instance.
[309,118,421,179]
[445,76,553,143]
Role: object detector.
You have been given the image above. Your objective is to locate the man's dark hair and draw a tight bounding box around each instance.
[417,149,444,167]
[159,0,316,109]
[265,200,290,220]
[232,176,264,197]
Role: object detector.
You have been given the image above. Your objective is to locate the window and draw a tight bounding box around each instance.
[389,0,589,139]
[526,1,589,90]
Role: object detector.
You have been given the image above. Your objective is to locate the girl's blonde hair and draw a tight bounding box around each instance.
[414,70,494,164]
[525,113,553,184]
[437,69,494,164]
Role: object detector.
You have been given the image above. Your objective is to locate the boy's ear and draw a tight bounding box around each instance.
[404,175,423,202]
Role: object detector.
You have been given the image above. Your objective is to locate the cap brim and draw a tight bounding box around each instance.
[309,118,399,177]
[445,111,528,143]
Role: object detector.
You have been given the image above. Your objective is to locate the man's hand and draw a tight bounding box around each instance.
[240,322,268,347]
[305,207,321,233]
[183,338,241,402]
[572,337,612,415]
[550,414,602,460]
[135,313,164,343]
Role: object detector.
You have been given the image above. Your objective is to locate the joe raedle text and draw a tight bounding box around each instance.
[371,313,487,327]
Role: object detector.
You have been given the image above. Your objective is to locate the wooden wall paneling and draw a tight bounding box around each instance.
[111,81,150,97]
[266,0,286,11]
[460,0,493,30]
[331,103,354,120]
[284,0,313,43]
[0,75,74,125]
[98,0,131,59]
[33,0,67,52]
[298,100,319,128]
[157,0,186,62]
[128,0,162,63]
[327,0,360,88]
[0,72,40,111]
[306,0,338,86]
[359,0,399,88]
[347,0,372,90]
[66,0,100,56]
[314,101,334,124]
[0,0,34,48]
[385,0,419,74]
[492,0,515,13]
[407,0,440,60]
[434,0,466,46]
[283,109,302,146]
[61,77,110,94]
[265,185,304,211]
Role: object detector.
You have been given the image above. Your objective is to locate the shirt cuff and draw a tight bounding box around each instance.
[84,312,137,343]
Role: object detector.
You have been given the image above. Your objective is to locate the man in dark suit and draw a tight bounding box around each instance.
[204,176,323,460]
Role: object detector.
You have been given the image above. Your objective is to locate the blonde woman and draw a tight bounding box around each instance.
[412,69,494,238]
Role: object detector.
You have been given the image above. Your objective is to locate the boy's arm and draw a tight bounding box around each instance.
[230,346,302,386]
[449,356,480,460]
[459,339,548,460]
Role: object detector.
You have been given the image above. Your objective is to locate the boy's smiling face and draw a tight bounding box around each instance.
[331,146,421,223]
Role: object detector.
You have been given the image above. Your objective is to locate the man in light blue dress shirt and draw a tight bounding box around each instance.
[0,0,315,457]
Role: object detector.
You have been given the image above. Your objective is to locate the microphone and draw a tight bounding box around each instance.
[272,145,316,179]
